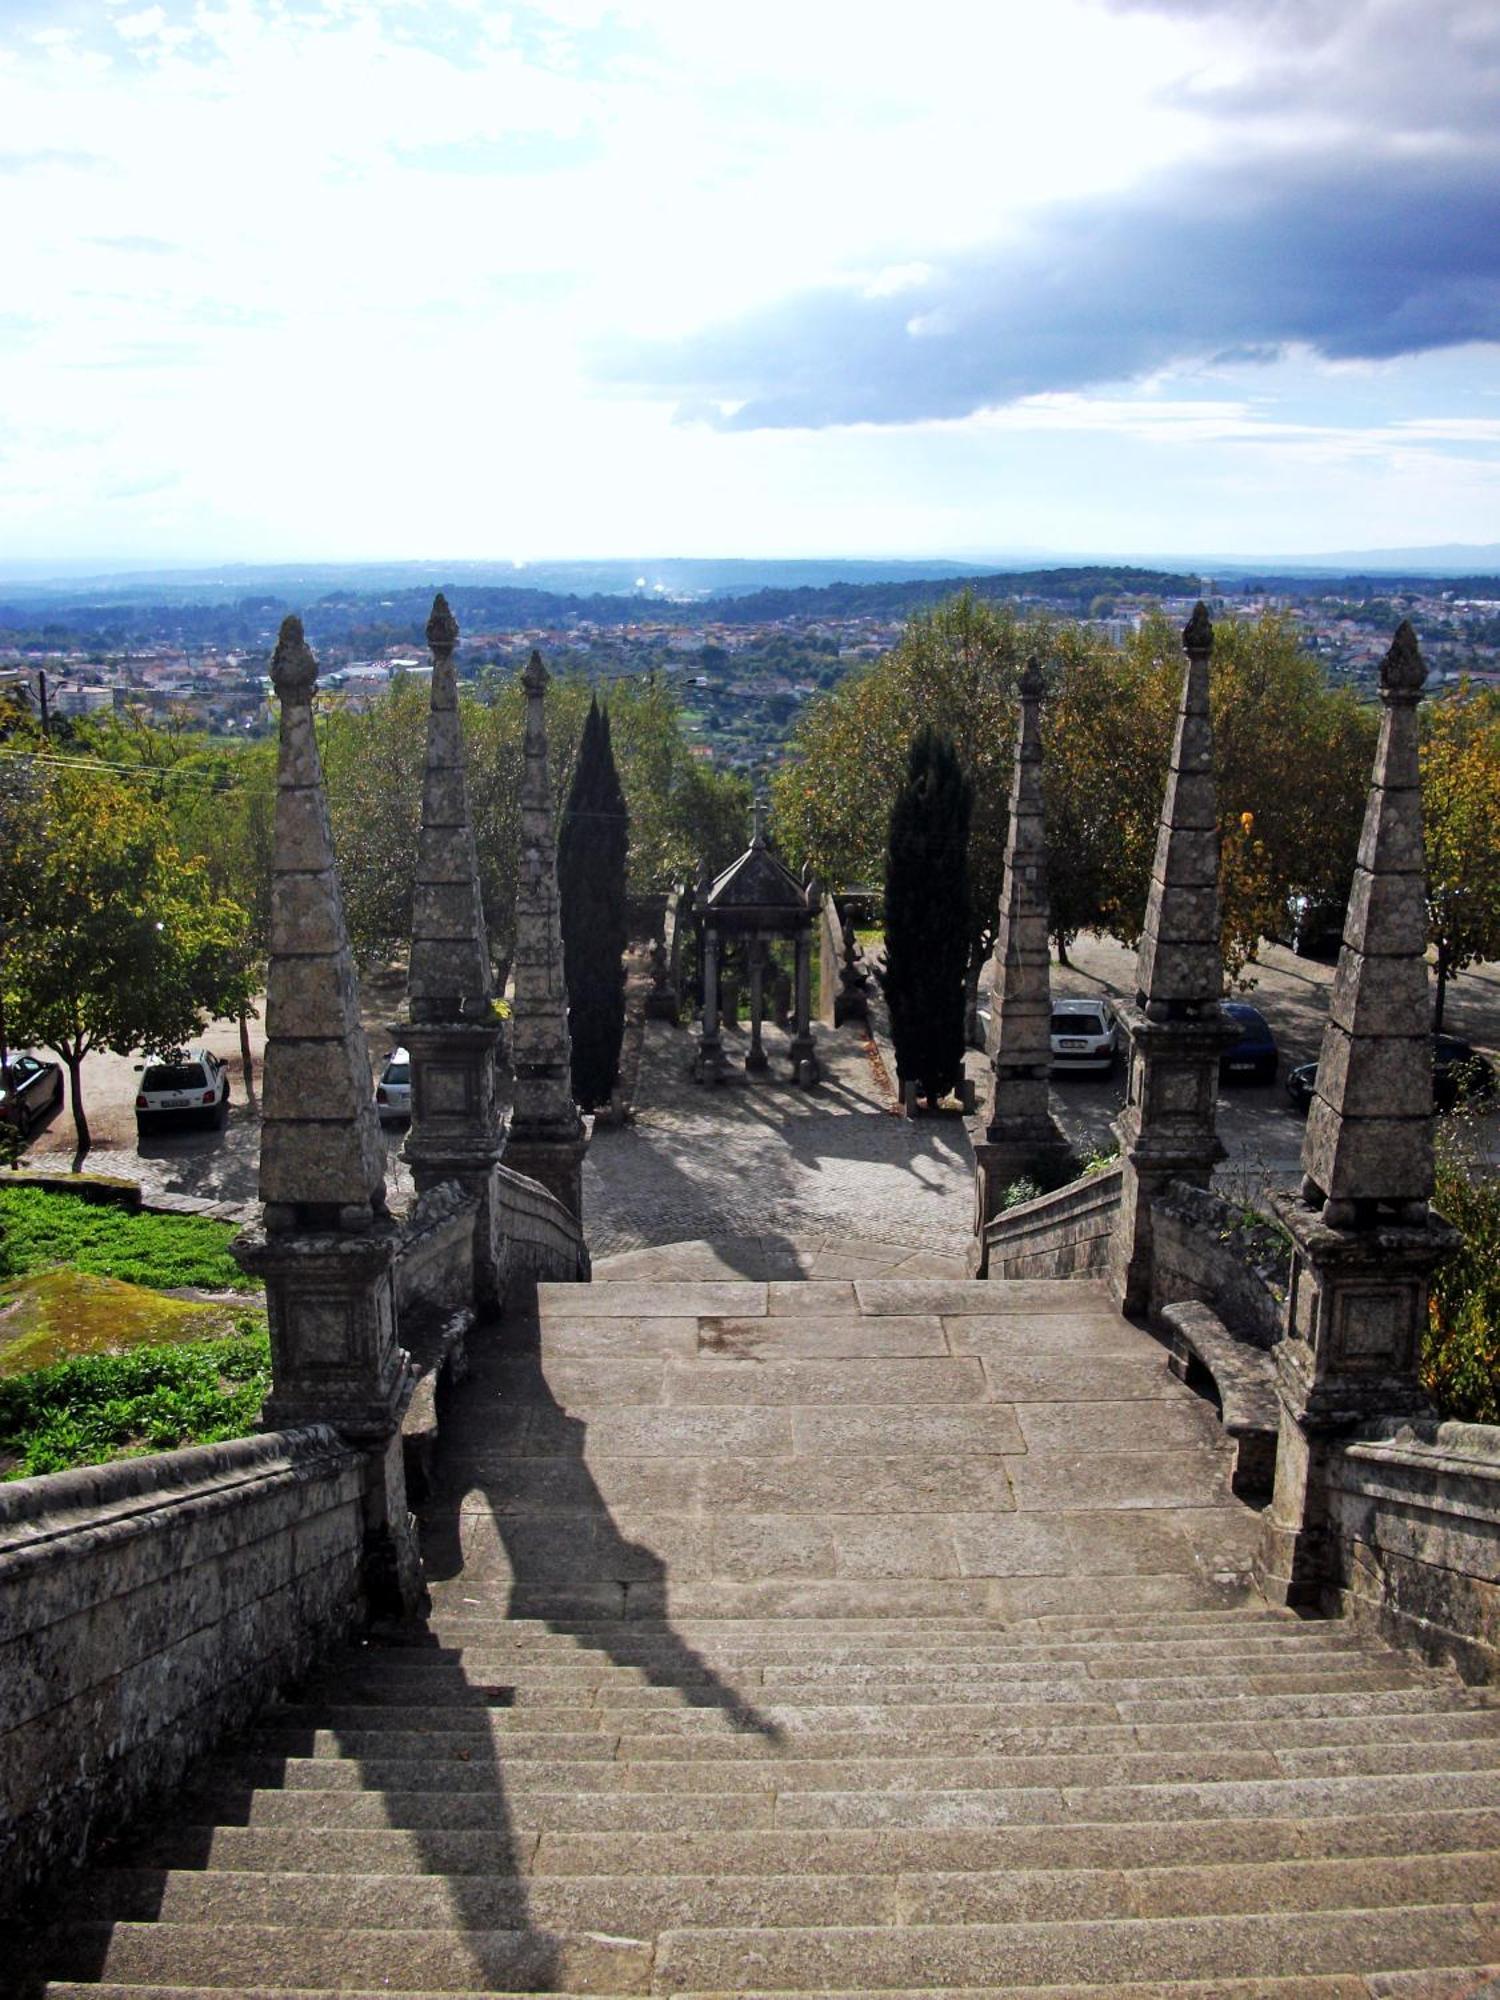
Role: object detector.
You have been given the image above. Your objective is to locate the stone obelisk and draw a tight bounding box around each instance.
[1108,603,1231,1317]
[1257,622,1458,1608]
[233,615,423,1618]
[504,651,588,1217]
[971,659,1068,1254]
[398,593,507,1304]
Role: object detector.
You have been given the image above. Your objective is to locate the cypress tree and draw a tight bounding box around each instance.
[883,726,972,1106]
[558,696,629,1109]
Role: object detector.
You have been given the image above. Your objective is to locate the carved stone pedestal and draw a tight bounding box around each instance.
[503,1129,589,1224]
[970,1125,1073,1240]
[401,1017,504,1304]
[234,1219,426,1621]
[1256,1194,1457,1610]
[1109,1004,1228,1318]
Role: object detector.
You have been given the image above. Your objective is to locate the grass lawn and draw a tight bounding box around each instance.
[0,1328,271,1480]
[0,1185,256,1293]
[0,1185,269,1477]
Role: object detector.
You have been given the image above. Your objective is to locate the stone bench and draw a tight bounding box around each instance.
[1159,1299,1279,1499]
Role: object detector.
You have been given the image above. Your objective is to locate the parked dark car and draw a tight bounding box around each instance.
[0,1052,64,1134]
[1219,1001,1278,1084]
[1286,1036,1497,1113]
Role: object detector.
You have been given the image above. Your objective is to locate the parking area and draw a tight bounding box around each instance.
[7,937,1498,1226]
[1023,933,1500,1200]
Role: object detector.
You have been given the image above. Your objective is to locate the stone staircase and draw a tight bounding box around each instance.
[21,1260,1500,1996]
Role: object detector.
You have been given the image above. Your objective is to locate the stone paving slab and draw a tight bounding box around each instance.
[698,1315,949,1358]
[538,1281,769,1318]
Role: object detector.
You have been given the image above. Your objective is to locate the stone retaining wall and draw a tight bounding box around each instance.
[0,1427,366,1911]
[979,1164,1122,1279]
[1148,1182,1288,1346]
[1328,1418,1500,1685]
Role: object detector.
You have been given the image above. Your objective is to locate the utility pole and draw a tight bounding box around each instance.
[36,669,50,738]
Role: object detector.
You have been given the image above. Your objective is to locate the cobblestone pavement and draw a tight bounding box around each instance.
[583,1008,976,1261]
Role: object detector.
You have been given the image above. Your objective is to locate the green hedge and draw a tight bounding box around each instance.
[1426,1136,1500,1423]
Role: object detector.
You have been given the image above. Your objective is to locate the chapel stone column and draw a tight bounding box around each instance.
[695,921,724,1081]
[971,659,1069,1243]
[1256,623,1458,1608]
[232,616,423,1619]
[503,652,588,1218]
[398,594,506,1305]
[788,911,820,1086]
[746,941,769,1074]
[1108,605,1231,1317]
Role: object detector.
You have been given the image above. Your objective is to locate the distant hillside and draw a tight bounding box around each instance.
[707,566,1199,624]
[0,565,1201,650]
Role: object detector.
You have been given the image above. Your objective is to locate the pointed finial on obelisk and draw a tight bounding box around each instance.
[1133,602,1221,1019]
[1300,621,1432,1226]
[260,615,387,1228]
[426,590,459,657]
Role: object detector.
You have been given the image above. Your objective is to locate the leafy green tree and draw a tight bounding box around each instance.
[1422,682,1500,1033]
[3,766,251,1161]
[775,595,1036,1032]
[883,727,972,1107]
[168,741,276,1086]
[558,697,629,1109]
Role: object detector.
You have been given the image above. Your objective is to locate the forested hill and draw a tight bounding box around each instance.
[706,566,1198,623]
[0,566,1202,650]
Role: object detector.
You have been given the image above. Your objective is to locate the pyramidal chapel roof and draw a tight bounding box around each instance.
[704,825,808,919]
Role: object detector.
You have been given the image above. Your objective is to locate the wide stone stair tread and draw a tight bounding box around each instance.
[28,1904,1500,1991]
[22,1268,1500,1996]
[32,1983,1500,2000]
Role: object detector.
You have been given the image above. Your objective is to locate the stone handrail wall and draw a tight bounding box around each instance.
[1147,1181,1289,1347]
[394,1181,478,1318]
[496,1160,591,1283]
[0,1426,366,1912]
[978,1164,1123,1280]
[1326,1418,1500,1684]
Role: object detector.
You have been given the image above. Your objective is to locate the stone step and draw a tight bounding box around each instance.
[33,1979,1500,2000]
[424,1579,1260,1620]
[33,1982,1500,2000]
[334,1624,1379,1663]
[35,1902,1499,1992]
[60,1848,1500,1935]
[653,1905,1500,1990]
[31,1921,651,1994]
[214,1696,1500,1776]
[256,1666,1433,1727]
[187,1739,1500,1799]
[226,1720,1500,1784]
[165,1766,1500,1832]
[328,1634,1383,1684]
[125,1805,1500,1880]
[414,1608,1299,1637]
[295,1643,1396,1695]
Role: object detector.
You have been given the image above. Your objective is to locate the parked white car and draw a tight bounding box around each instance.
[135,1047,230,1136]
[376,1047,412,1122]
[1049,997,1119,1074]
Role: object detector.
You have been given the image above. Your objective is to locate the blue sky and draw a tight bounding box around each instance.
[1,0,1497,566]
